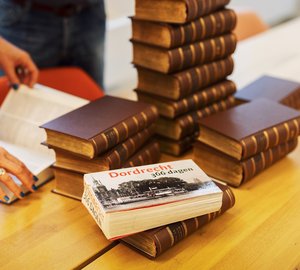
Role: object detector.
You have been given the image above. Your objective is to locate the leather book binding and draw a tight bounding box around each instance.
[135,0,231,24]
[41,96,158,159]
[131,9,237,49]
[137,56,234,100]
[132,33,237,73]
[198,98,300,160]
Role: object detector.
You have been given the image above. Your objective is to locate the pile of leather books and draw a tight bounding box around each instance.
[41,95,160,199]
[132,0,237,156]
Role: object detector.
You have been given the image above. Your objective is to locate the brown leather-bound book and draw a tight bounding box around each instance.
[156,96,235,140]
[41,96,158,159]
[132,33,237,74]
[135,0,230,24]
[131,9,237,49]
[234,75,300,110]
[136,80,236,119]
[122,182,235,258]
[137,56,234,100]
[53,140,161,200]
[54,125,155,174]
[198,99,300,160]
[157,132,198,156]
[194,139,298,187]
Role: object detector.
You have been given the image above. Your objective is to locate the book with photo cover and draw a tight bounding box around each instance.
[82,159,223,240]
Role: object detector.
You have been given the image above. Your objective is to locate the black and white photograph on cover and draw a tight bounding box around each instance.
[89,175,219,211]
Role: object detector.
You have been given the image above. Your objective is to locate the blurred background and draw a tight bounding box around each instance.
[104,0,300,95]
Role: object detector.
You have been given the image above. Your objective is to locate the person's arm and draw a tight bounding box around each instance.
[0,37,38,88]
[0,146,37,201]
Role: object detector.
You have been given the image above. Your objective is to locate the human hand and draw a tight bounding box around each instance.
[0,146,38,202]
[0,37,39,88]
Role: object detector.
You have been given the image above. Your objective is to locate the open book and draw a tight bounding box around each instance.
[0,84,88,203]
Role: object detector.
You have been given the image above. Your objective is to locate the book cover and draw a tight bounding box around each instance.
[41,96,158,159]
[131,9,237,49]
[136,80,236,119]
[82,159,223,239]
[234,75,300,110]
[135,0,231,24]
[137,56,234,100]
[122,182,235,258]
[132,33,237,74]
[194,139,298,187]
[198,98,300,160]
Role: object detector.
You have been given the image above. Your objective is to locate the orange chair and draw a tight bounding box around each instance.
[0,66,104,105]
[234,8,269,41]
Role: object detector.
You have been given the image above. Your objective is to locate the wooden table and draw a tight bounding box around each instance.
[2,17,300,270]
[0,181,112,270]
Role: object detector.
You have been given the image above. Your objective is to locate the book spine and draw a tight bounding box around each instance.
[91,106,158,156]
[168,33,237,73]
[169,9,237,48]
[175,56,234,99]
[185,0,231,22]
[172,80,236,118]
[104,125,155,169]
[240,118,300,159]
[242,139,298,183]
[122,140,161,168]
[151,184,235,257]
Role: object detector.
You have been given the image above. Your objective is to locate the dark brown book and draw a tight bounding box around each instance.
[198,99,300,160]
[53,140,161,199]
[135,0,230,24]
[131,9,237,49]
[54,125,155,174]
[156,96,235,140]
[137,56,234,100]
[132,33,237,74]
[122,182,235,258]
[194,139,298,187]
[234,75,300,110]
[136,80,236,119]
[41,96,158,159]
[157,132,198,156]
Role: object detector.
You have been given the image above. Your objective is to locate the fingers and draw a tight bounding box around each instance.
[0,147,38,200]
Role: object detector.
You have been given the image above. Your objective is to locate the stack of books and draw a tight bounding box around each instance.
[132,0,238,156]
[82,159,235,258]
[194,99,300,187]
[41,95,160,199]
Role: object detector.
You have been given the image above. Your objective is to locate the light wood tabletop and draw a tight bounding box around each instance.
[83,139,300,270]
[0,180,113,270]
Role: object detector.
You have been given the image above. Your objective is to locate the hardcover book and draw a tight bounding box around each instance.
[194,139,298,187]
[234,75,300,110]
[122,182,235,258]
[136,56,234,100]
[53,140,161,199]
[198,99,300,160]
[82,159,223,240]
[131,9,237,49]
[136,80,236,119]
[155,96,235,140]
[41,96,158,159]
[135,0,230,24]
[132,33,237,73]
[54,125,155,173]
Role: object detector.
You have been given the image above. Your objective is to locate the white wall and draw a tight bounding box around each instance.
[104,0,300,93]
